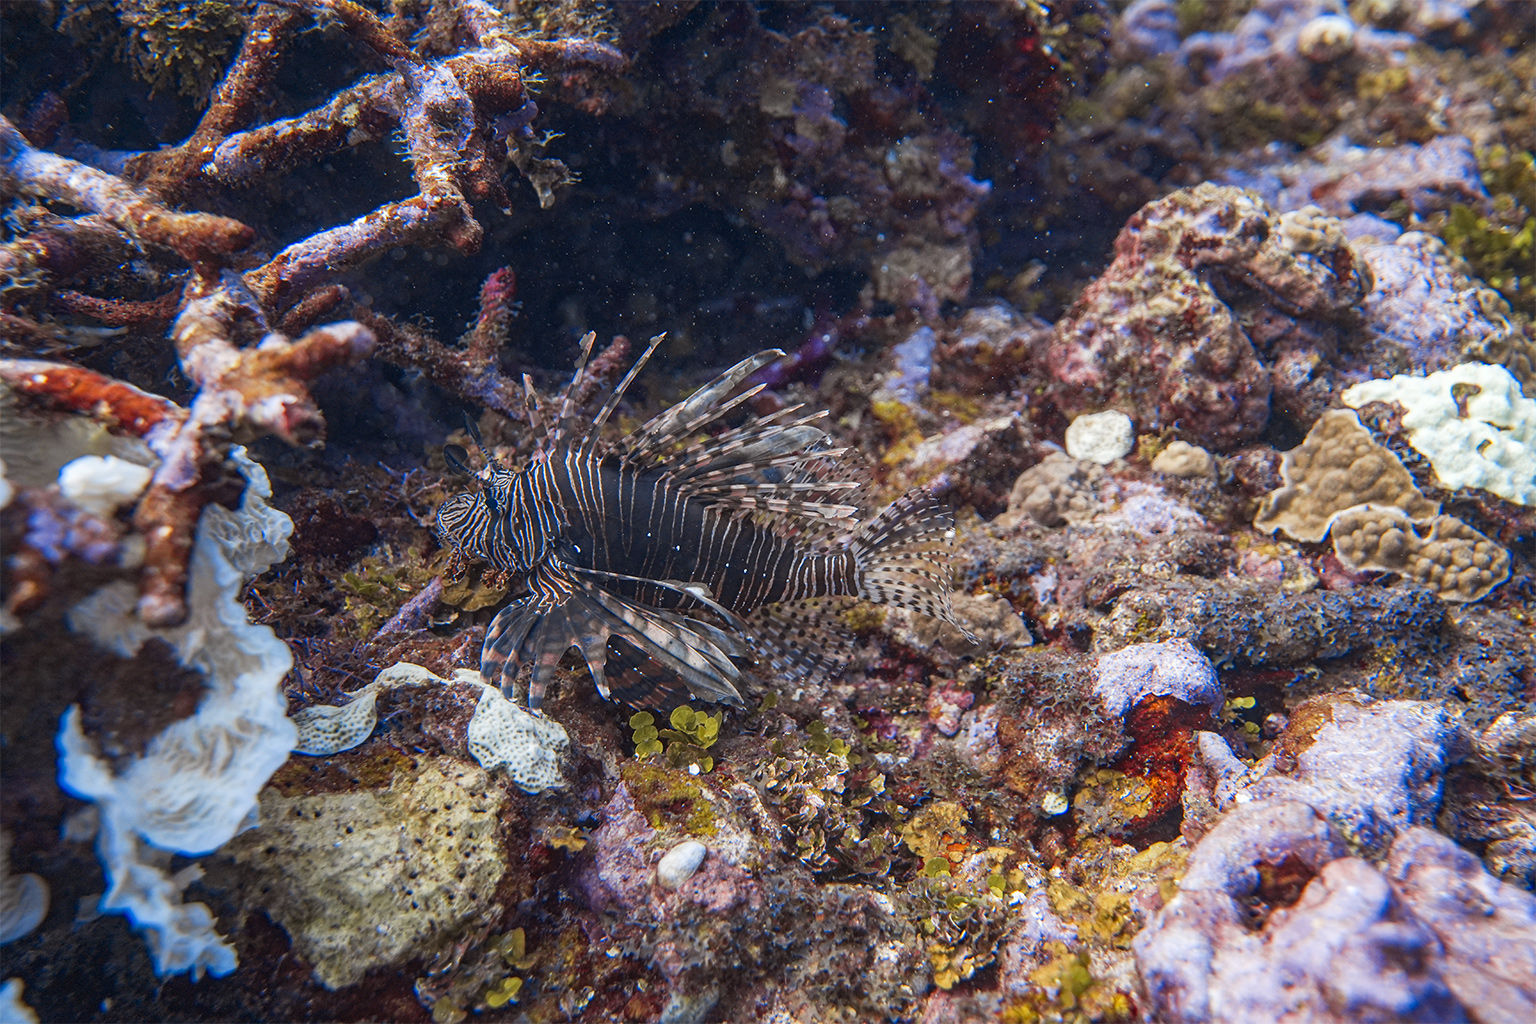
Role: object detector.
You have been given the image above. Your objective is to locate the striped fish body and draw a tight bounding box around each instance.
[536,454,860,610]
[435,337,965,711]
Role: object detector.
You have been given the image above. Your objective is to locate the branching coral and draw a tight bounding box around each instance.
[2,312,370,626]
[0,116,253,266]
[1,0,626,622]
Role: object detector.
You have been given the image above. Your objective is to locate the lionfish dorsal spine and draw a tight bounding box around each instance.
[544,330,598,451]
[617,349,784,465]
[581,332,668,453]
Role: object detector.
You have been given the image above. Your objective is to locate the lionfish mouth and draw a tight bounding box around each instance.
[435,332,969,714]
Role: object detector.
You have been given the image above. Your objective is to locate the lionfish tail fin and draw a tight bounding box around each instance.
[849,490,972,638]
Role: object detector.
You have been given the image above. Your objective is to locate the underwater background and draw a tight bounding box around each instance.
[1,1,1533,1021]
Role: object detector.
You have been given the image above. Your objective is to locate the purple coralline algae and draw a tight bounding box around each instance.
[1178,0,1411,84]
[1093,639,1224,720]
[1227,134,1490,220]
[1355,232,1530,381]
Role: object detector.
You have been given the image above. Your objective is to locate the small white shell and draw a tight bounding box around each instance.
[656,840,707,889]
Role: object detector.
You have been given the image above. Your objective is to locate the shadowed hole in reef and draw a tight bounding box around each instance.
[1244,853,1320,930]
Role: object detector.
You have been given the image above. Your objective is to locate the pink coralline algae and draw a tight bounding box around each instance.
[1045,183,1370,446]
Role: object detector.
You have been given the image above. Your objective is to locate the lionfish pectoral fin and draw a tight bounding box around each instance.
[482,599,542,701]
[849,489,976,642]
[604,637,695,710]
[481,595,617,708]
[584,587,746,708]
[526,596,622,708]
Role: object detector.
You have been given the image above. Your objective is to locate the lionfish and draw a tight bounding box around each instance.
[434,333,966,711]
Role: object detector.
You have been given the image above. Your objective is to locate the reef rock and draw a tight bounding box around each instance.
[1135,694,1536,1023]
[1046,184,1371,447]
[222,757,511,990]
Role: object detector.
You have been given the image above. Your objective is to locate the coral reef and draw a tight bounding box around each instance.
[1044,184,1375,446]
[2,2,1533,1022]
[222,757,511,990]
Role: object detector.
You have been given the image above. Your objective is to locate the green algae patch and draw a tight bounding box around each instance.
[618,759,719,838]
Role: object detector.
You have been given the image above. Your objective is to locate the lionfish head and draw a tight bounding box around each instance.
[435,443,527,570]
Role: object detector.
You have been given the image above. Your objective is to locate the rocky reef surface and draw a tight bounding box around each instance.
[1,2,1532,1022]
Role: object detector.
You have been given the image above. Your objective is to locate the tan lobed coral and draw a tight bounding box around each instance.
[1331,506,1511,603]
[1254,409,1439,542]
[1150,440,1216,479]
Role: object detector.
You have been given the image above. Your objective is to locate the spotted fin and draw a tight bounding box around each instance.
[605,637,693,710]
[849,489,971,637]
[481,578,748,710]
[744,599,859,685]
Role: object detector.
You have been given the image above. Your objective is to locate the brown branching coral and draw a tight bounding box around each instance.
[0,0,626,625]
[0,115,254,266]
[186,0,622,314]
[1,305,371,625]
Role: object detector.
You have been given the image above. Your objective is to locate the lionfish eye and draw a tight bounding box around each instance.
[444,444,472,475]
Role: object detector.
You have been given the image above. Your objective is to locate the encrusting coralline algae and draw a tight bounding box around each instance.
[1,1,1533,1022]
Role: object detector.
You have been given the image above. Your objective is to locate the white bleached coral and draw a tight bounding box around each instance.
[291,662,570,795]
[59,447,297,978]
[0,831,47,944]
[466,679,570,795]
[1065,410,1134,465]
[0,979,38,1024]
[291,662,458,755]
[57,455,154,518]
[291,683,384,757]
[1343,363,1536,506]
[1094,638,1224,719]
